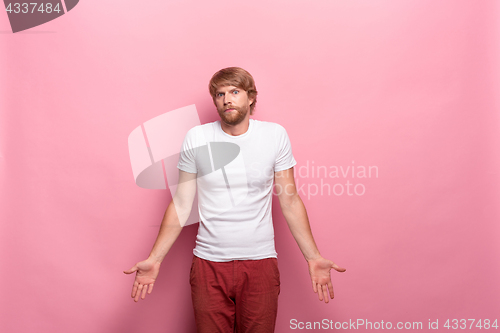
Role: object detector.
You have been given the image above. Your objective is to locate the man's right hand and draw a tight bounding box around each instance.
[123,258,161,302]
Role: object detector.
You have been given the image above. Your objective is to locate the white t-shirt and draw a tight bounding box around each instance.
[177,119,296,262]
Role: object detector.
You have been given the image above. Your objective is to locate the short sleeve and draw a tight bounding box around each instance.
[274,124,297,172]
[177,127,198,174]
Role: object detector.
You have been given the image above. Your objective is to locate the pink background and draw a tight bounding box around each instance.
[1,0,499,332]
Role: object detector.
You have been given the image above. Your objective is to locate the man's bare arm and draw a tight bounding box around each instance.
[123,170,197,302]
[274,167,345,303]
[148,170,197,263]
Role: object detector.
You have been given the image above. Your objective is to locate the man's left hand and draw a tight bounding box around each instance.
[308,257,346,303]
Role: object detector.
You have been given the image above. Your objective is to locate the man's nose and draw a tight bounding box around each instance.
[223,92,232,104]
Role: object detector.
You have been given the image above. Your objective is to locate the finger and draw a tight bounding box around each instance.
[135,284,144,302]
[327,281,334,299]
[332,263,346,272]
[148,283,154,294]
[317,284,323,301]
[141,284,148,299]
[123,266,138,274]
[312,280,317,293]
[322,285,329,304]
[131,281,138,298]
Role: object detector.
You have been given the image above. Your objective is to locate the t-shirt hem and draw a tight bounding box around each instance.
[193,249,278,262]
[177,165,197,174]
[275,161,297,172]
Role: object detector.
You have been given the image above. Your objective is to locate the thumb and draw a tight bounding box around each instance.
[332,263,346,273]
[123,265,138,274]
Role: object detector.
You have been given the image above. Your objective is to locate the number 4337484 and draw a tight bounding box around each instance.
[6,3,62,14]
[444,319,498,330]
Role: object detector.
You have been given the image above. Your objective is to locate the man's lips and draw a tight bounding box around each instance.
[224,108,235,112]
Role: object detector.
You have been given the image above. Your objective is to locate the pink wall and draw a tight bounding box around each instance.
[1,0,499,332]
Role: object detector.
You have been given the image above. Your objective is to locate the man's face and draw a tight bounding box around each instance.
[214,85,254,126]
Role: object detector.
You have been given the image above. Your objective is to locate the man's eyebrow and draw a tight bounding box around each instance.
[215,88,239,94]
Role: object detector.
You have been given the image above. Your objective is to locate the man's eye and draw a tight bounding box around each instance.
[217,93,224,97]
[233,90,239,94]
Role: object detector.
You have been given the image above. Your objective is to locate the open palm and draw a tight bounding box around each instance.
[308,257,346,303]
[123,259,161,302]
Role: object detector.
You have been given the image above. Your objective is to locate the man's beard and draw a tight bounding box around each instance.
[217,105,249,126]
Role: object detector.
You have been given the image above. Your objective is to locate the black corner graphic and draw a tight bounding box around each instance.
[3,0,79,33]
[64,0,78,12]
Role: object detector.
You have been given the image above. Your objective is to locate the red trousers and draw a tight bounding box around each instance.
[190,255,280,333]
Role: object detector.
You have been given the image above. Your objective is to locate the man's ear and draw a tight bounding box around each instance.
[248,94,255,106]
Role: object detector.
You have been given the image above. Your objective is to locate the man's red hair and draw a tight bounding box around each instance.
[209,67,258,114]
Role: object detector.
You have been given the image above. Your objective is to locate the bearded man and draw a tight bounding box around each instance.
[125,67,345,333]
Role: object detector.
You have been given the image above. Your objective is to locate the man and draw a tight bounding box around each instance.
[124,67,345,332]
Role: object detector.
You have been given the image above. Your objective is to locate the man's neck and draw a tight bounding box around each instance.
[220,117,251,136]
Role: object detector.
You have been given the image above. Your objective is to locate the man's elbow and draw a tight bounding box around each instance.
[279,192,301,211]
